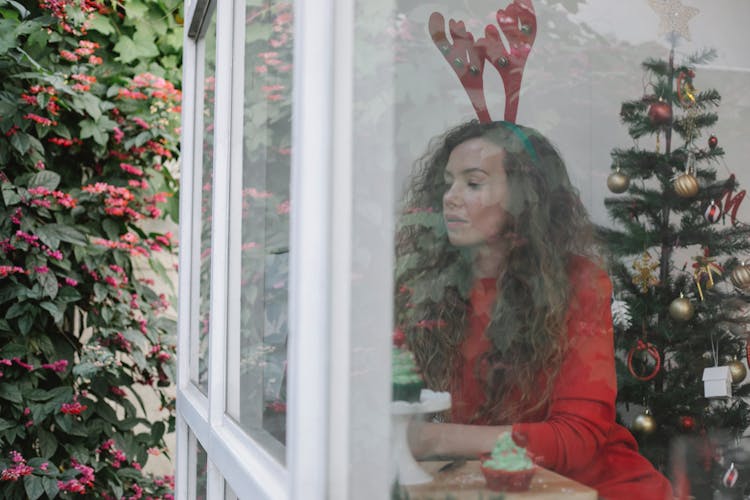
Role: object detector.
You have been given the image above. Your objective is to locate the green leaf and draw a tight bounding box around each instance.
[87,12,113,34]
[114,33,158,63]
[57,286,82,303]
[37,428,58,458]
[0,383,22,403]
[37,271,58,300]
[40,301,63,323]
[5,0,30,18]
[28,170,60,190]
[124,0,149,19]
[93,283,108,302]
[42,476,58,498]
[6,301,29,319]
[36,224,87,247]
[2,182,21,205]
[9,131,30,154]
[79,119,108,146]
[23,474,44,500]
[151,421,165,441]
[72,362,99,378]
[72,93,102,121]
[0,284,23,304]
[0,417,15,431]
[17,311,34,335]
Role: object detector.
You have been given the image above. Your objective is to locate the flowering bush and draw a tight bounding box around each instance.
[0,0,181,497]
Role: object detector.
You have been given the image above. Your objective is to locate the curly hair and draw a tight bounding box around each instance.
[394,120,598,424]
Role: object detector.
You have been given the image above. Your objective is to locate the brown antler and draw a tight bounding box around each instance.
[429,1,537,123]
[428,11,490,123]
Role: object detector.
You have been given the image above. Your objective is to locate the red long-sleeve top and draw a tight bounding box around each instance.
[450,256,673,500]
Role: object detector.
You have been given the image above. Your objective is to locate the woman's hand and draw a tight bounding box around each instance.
[406,419,438,459]
[407,420,512,459]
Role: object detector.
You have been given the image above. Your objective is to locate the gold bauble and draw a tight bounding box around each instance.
[673,173,699,198]
[632,411,656,434]
[669,294,694,322]
[730,263,750,290]
[607,171,630,194]
[728,358,747,384]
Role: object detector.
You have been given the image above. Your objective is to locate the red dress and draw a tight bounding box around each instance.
[450,256,673,500]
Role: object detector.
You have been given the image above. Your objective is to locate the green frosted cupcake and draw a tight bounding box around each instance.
[392,347,424,402]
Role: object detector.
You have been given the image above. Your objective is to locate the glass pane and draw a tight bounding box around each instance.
[380,1,750,499]
[227,0,292,460]
[191,432,208,500]
[225,481,238,500]
[194,11,217,394]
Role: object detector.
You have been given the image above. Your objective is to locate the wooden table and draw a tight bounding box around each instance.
[404,461,598,499]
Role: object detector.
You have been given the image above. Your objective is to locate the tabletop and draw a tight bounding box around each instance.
[403,460,598,500]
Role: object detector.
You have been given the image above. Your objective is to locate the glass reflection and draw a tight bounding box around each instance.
[195,13,217,394]
[229,0,292,457]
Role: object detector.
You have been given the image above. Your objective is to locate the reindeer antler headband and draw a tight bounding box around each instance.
[429,0,536,128]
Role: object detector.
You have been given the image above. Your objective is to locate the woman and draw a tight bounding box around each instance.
[395,120,673,499]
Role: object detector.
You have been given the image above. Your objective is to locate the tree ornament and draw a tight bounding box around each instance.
[632,409,656,434]
[607,169,630,194]
[692,250,723,301]
[627,340,661,381]
[678,415,695,432]
[632,251,660,293]
[722,462,739,488]
[704,200,721,224]
[728,357,747,384]
[730,262,750,290]
[708,134,718,150]
[673,171,699,198]
[648,99,672,127]
[669,294,694,322]
[647,0,700,40]
[611,298,632,330]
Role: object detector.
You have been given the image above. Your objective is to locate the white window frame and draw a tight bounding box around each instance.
[176,0,392,498]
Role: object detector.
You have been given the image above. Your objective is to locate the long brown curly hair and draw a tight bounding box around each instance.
[395,120,598,424]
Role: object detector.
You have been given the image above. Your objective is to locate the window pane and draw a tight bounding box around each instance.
[226,0,292,461]
[382,1,750,499]
[191,432,208,500]
[193,11,217,394]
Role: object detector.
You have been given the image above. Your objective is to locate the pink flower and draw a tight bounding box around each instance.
[61,401,87,415]
[42,359,68,372]
[65,277,78,286]
[59,49,78,62]
[132,117,150,129]
[23,113,56,126]
[276,200,290,214]
[119,163,144,176]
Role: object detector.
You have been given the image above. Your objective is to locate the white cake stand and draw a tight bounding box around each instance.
[391,389,451,485]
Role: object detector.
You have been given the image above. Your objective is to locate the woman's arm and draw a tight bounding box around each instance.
[408,420,511,459]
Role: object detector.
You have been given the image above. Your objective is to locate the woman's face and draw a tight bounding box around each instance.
[442,137,510,250]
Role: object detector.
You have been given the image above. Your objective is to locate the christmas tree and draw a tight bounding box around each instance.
[600,48,750,497]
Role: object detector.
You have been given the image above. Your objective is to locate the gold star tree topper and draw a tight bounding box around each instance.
[648,0,700,40]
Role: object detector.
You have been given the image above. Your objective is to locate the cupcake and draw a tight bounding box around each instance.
[479,432,535,492]
[391,346,424,402]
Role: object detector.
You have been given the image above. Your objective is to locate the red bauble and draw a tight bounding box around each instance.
[679,415,696,432]
[392,328,405,347]
[704,201,722,224]
[708,135,718,150]
[648,101,672,126]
